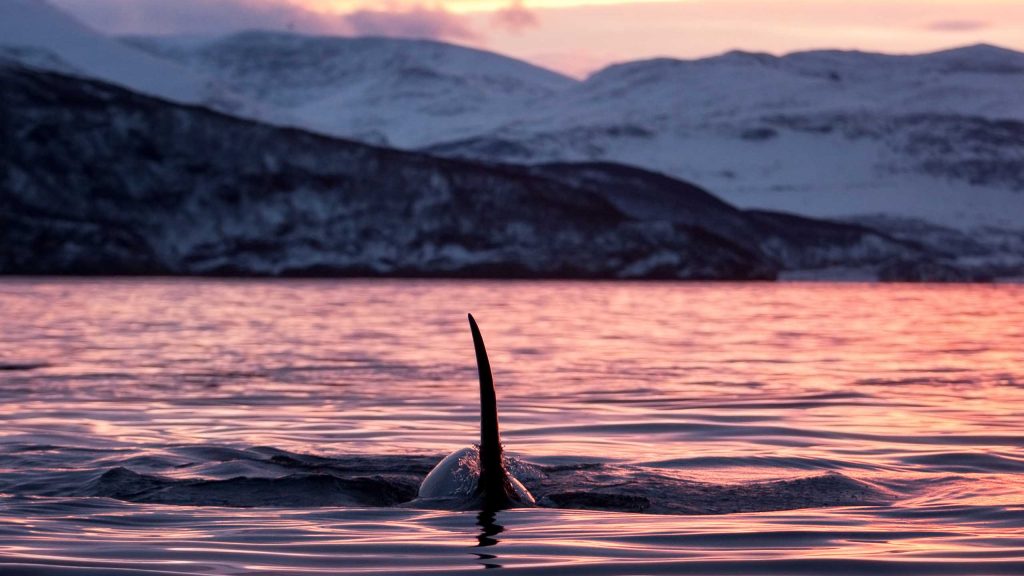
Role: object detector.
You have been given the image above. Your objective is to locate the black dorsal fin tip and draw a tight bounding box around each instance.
[468,314,504,491]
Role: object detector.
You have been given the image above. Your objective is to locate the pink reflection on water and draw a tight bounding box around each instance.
[0,280,1022,573]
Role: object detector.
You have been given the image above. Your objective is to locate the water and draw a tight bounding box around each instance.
[1,279,1022,575]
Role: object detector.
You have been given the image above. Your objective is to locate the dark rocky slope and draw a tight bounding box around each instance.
[0,65,772,279]
[527,163,948,279]
[0,65,950,280]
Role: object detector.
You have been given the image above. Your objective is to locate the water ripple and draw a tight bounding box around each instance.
[1,280,1022,574]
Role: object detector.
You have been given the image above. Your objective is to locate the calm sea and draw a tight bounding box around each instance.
[1,279,1022,575]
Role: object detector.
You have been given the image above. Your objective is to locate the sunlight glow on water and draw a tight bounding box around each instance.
[0,279,1022,575]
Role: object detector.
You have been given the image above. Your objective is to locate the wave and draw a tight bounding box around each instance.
[46,447,901,514]
[88,467,421,507]
[0,362,49,371]
[898,452,1024,473]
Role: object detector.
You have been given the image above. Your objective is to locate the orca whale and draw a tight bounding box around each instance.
[416,314,535,510]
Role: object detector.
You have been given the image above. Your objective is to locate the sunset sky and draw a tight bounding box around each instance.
[52,0,1024,76]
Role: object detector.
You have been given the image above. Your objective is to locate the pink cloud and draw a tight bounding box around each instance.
[491,0,538,33]
[342,5,478,41]
[928,20,991,32]
[50,0,478,41]
[49,0,334,35]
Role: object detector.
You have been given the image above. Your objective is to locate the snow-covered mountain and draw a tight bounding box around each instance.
[125,31,573,147]
[424,46,1024,231]
[11,64,983,280]
[7,1,1019,233]
[0,0,256,117]
[132,30,1023,231]
[2,1,1021,279]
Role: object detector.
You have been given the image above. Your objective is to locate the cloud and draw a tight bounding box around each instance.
[491,0,539,33]
[51,0,342,35]
[927,20,991,32]
[342,5,478,41]
[51,0,479,41]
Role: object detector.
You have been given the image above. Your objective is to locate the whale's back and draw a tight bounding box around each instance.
[417,445,535,507]
[417,447,481,500]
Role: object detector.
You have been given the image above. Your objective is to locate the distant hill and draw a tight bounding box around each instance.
[124,31,574,148]
[134,29,1024,231]
[422,45,1024,231]
[2,1,1021,280]
[0,65,764,279]
[0,0,256,118]
[6,2,1022,231]
[6,64,972,280]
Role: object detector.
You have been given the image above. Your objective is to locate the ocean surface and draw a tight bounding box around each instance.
[0,279,1022,575]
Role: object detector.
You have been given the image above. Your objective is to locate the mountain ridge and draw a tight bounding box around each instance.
[125,28,1024,231]
[0,64,769,279]
[0,0,259,118]
[123,29,575,148]
[2,1,1021,280]
[6,64,977,280]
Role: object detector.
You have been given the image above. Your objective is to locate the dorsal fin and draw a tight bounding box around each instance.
[468,314,505,499]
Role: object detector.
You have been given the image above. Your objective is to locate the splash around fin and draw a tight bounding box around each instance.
[415,314,535,510]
